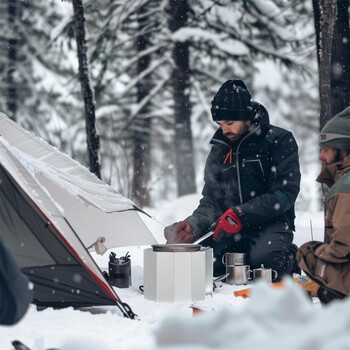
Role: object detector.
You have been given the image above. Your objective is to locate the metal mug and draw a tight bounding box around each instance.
[222,252,246,266]
[252,265,278,283]
[226,264,251,285]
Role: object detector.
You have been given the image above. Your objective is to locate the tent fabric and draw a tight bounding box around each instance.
[0,165,123,310]
[0,112,157,250]
[0,112,157,316]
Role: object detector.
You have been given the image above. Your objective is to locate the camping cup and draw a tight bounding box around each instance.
[252,265,278,283]
[226,264,251,285]
[222,252,246,266]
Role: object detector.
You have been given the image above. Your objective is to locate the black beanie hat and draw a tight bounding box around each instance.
[211,79,253,121]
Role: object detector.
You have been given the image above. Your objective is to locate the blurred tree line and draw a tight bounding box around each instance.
[1,0,348,210]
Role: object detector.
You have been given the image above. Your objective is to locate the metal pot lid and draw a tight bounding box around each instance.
[152,244,201,252]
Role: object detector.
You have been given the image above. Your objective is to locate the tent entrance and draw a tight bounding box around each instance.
[0,165,135,318]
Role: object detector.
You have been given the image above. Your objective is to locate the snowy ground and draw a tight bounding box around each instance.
[2,194,347,350]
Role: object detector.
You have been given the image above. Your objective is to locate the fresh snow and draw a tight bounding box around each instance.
[172,28,249,56]
[0,193,343,350]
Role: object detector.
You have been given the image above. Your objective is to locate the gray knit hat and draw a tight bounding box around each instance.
[320,106,350,150]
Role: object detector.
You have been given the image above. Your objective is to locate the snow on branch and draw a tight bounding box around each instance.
[171,27,249,56]
[0,11,74,81]
[117,58,171,99]
[115,72,171,138]
[206,21,309,70]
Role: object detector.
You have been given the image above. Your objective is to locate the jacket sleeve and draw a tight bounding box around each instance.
[233,131,301,229]
[185,147,225,236]
[0,238,33,325]
[313,192,350,263]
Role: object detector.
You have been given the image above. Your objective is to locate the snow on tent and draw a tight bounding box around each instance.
[0,112,157,318]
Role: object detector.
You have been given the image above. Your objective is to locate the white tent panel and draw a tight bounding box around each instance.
[0,143,108,283]
[0,113,157,251]
[38,174,157,248]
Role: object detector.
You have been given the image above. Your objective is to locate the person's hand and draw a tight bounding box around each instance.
[164,221,194,244]
[213,208,242,242]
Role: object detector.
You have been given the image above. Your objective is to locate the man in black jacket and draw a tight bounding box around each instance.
[164,80,301,278]
[0,236,32,325]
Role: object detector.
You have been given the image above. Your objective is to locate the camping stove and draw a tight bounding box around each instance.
[143,244,213,302]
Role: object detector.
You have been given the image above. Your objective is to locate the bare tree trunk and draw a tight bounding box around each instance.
[312,0,337,130]
[72,0,101,179]
[313,0,350,243]
[6,0,18,120]
[132,4,152,207]
[168,0,196,197]
[330,0,350,117]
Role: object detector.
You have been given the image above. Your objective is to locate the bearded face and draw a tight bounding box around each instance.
[217,120,251,144]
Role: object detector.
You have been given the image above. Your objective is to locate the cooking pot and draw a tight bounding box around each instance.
[152,244,202,253]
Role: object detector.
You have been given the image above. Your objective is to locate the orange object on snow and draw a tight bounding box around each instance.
[234,282,285,299]
[234,276,320,299]
[190,306,204,316]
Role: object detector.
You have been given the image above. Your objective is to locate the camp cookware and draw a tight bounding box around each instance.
[151,244,201,252]
[251,264,278,283]
[108,252,132,288]
[222,252,246,266]
[225,264,251,285]
[221,252,248,285]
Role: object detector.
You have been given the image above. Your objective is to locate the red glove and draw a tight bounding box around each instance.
[213,208,242,242]
[164,221,194,244]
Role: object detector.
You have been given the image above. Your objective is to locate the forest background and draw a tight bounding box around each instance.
[1,0,349,213]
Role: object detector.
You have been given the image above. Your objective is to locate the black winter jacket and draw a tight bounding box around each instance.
[0,236,32,325]
[186,103,301,238]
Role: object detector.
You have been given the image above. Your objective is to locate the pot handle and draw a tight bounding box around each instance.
[213,272,229,283]
[222,253,227,265]
[193,220,218,245]
[193,230,214,245]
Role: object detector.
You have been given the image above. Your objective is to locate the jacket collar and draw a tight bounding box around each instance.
[317,155,350,187]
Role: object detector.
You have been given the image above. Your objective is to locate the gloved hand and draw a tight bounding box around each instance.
[213,208,242,242]
[164,221,195,244]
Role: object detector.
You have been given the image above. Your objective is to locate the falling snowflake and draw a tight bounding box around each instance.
[73,273,82,283]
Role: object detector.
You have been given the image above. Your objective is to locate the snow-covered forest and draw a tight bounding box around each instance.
[2,1,350,349]
[0,0,326,210]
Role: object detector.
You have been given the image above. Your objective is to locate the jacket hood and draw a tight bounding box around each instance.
[210,101,270,145]
[251,100,270,130]
[316,155,350,187]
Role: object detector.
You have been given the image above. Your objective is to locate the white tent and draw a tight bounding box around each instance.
[0,112,157,252]
[0,112,157,314]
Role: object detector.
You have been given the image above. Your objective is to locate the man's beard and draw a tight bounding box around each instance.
[334,149,343,163]
[323,150,344,165]
[224,124,250,146]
